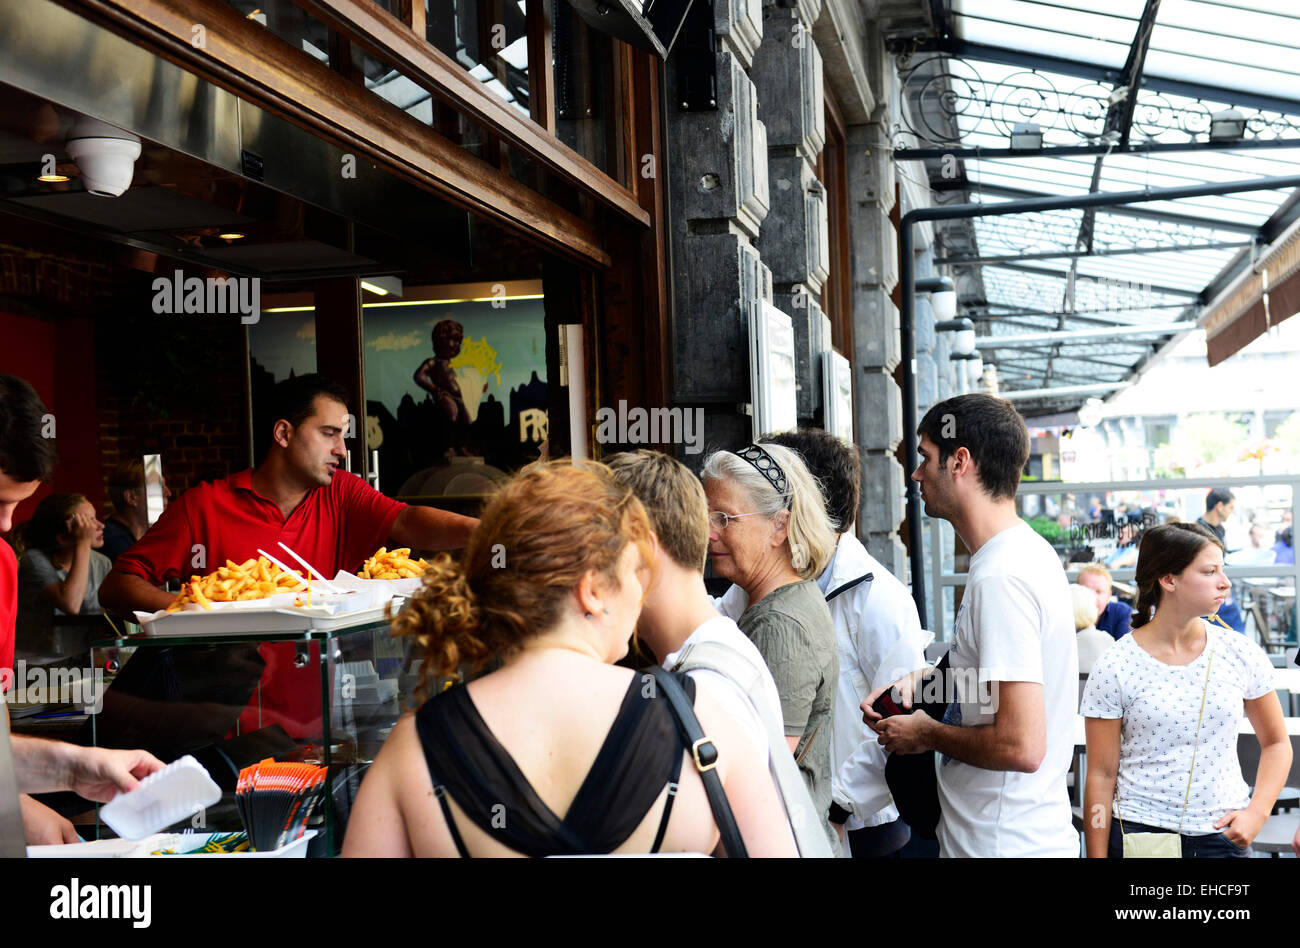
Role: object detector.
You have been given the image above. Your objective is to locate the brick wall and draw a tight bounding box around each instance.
[95,306,252,508]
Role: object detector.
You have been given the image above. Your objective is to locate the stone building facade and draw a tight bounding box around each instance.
[665,0,955,592]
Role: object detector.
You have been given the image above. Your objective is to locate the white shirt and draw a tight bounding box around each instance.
[936,522,1080,858]
[1076,625,1115,676]
[1080,622,1275,833]
[663,615,779,761]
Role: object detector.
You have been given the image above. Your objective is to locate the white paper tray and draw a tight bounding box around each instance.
[27,830,317,858]
[133,603,393,637]
[131,571,402,637]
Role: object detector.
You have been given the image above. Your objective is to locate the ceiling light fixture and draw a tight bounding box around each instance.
[915,276,957,321]
[1209,109,1246,143]
[218,231,246,240]
[361,275,404,298]
[1010,122,1044,151]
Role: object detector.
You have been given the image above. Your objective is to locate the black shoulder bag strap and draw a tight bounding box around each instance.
[647,666,749,858]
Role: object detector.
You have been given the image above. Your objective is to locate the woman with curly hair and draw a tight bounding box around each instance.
[343,461,794,857]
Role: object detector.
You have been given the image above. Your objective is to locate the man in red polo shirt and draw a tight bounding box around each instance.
[98,374,478,736]
[102,374,477,610]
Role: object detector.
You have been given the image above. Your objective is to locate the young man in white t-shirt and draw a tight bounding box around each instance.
[605,450,832,857]
[863,394,1079,857]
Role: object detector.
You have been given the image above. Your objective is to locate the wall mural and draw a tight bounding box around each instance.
[249,296,548,498]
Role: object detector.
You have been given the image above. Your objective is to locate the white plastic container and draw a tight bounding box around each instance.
[26,830,317,858]
[99,755,222,840]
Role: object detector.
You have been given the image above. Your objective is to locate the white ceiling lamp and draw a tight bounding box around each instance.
[65,117,141,198]
[916,275,957,321]
[1010,122,1044,151]
[1210,109,1247,143]
[1078,397,1105,428]
[936,317,976,356]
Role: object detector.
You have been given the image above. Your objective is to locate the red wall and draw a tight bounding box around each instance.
[0,309,103,530]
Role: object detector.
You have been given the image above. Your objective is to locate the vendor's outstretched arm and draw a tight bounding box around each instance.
[389,505,478,551]
[98,569,174,616]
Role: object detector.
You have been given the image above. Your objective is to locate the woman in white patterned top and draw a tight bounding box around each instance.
[1081,522,1292,858]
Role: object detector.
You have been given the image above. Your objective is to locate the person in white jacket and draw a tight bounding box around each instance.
[717,429,930,857]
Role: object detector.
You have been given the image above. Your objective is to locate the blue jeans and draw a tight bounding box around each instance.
[1107,818,1252,858]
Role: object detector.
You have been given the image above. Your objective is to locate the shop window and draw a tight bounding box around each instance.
[360,281,549,495]
[551,0,626,184]
[258,283,550,499]
[220,0,333,64]
[426,0,532,118]
[349,44,499,162]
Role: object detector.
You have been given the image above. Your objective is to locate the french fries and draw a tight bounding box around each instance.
[358,547,430,581]
[165,556,308,612]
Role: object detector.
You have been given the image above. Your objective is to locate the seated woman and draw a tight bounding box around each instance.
[343,461,794,857]
[1082,523,1292,858]
[1071,583,1113,676]
[15,493,110,657]
[700,443,839,850]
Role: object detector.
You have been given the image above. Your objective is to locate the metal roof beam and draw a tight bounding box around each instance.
[932,183,1260,234]
[990,262,1202,298]
[991,345,1151,367]
[1110,0,1161,149]
[1029,352,1137,370]
[981,322,1196,347]
[937,240,1250,266]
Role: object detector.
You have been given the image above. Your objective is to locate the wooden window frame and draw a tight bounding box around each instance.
[819,85,853,359]
[295,0,647,225]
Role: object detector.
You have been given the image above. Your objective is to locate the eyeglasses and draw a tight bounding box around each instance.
[708,510,762,531]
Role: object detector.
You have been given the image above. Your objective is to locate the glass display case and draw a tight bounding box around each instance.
[89,619,421,855]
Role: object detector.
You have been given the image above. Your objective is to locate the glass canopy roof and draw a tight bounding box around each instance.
[900,0,1300,411]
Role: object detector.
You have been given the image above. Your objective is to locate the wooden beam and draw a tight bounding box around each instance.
[62,0,611,267]
[313,276,369,481]
[294,0,649,226]
[527,0,555,134]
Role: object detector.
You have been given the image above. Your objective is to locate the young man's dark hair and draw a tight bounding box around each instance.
[916,393,1028,501]
[268,373,351,432]
[0,374,56,482]
[761,429,860,533]
[1205,487,1234,513]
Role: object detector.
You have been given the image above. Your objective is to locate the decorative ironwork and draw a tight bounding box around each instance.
[897,55,1300,149]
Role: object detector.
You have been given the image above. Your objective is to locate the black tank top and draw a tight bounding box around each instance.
[413,669,694,857]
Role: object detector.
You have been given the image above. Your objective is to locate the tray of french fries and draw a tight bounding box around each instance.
[131,550,430,636]
[357,547,431,596]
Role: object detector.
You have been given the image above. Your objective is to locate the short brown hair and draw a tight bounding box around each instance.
[605,450,708,571]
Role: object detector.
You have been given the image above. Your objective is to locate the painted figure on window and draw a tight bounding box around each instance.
[414,319,472,457]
